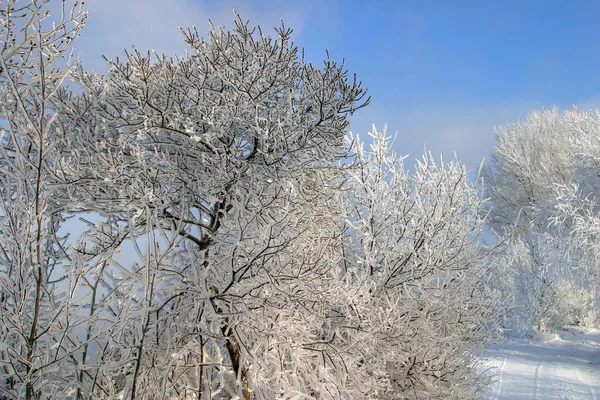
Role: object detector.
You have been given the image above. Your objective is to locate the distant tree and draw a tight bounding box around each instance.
[551,108,600,325]
[484,107,574,235]
[484,107,599,335]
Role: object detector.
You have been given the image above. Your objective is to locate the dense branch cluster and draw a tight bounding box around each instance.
[6,1,593,399]
[485,108,600,336]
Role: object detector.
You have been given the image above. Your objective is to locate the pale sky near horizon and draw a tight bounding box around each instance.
[76,0,600,170]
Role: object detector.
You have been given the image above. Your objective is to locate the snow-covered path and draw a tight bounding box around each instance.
[481,328,600,399]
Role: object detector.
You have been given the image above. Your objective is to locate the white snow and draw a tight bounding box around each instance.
[480,328,600,400]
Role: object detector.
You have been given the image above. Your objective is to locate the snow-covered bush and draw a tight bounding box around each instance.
[339,127,499,399]
[493,236,578,336]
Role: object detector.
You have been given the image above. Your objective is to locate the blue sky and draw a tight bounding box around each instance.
[79,0,600,169]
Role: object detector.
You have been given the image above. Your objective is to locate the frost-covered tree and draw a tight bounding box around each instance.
[0,1,89,398]
[484,107,575,235]
[48,12,368,399]
[550,108,600,326]
[484,107,599,334]
[0,1,503,398]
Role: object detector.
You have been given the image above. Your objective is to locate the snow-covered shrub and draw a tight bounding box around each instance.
[340,127,499,399]
[488,229,598,338]
[553,283,598,328]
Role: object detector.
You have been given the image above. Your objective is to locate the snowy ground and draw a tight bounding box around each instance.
[479,328,600,399]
